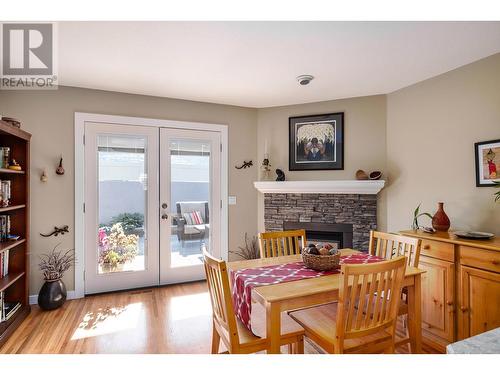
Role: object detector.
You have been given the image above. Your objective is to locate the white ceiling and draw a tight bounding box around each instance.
[58,21,500,108]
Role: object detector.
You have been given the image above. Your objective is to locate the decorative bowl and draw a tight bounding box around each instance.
[355,169,368,180]
[302,248,341,272]
[369,171,382,180]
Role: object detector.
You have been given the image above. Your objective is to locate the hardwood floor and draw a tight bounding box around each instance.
[0,281,440,354]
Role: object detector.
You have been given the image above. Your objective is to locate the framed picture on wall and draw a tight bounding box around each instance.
[289,112,344,171]
[475,139,500,186]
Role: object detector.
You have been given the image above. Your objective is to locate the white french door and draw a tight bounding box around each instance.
[159,128,221,284]
[83,122,222,294]
[84,123,159,294]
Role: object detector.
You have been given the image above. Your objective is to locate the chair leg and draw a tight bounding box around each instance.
[287,343,293,354]
[211,323,221,354]
[295,337,304,354]
[383,344,395,354]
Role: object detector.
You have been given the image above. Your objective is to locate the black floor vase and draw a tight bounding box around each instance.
[38,279,67,310]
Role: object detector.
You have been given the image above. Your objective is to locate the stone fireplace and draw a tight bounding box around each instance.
[255,180,384,252]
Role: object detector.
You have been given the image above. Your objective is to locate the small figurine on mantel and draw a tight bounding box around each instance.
[275,169,285,181]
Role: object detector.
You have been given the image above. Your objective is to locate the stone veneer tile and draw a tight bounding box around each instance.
[264,193,377,251]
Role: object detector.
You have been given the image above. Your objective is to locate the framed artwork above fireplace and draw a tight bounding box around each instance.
[289,112,344,171]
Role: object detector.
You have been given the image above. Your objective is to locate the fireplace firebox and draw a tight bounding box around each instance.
[284,222,353,249]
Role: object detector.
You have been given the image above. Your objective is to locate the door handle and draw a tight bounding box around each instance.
[162,203,168,209]
[161,214,169,220]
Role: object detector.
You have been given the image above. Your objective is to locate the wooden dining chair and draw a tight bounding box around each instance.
[288,257,407,354]
[258,229,307,258]
[368,231,422,347]
[202,248,305,354]
[368,231,421,267]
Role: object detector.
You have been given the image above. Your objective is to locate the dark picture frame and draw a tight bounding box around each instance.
[289,112,344,171]
[474,138,500,187]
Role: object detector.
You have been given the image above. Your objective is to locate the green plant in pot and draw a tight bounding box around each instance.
[101,212,144,234]
[493,181,500,203]
[98,223,138,271]
[412,203,433,230]
[38,245,75,310]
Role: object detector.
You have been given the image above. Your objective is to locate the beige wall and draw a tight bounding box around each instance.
[0,86,258,294]
[256,95,388,232]
[386,53,500,234]
[2,53,499,297]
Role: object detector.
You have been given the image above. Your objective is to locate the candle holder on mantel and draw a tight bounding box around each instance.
[260,153,272,180]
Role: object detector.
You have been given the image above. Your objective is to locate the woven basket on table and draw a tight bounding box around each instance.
[301,248,341,271]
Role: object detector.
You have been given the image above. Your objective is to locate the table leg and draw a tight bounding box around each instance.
[266,302,281,354]
[407,274,422,353]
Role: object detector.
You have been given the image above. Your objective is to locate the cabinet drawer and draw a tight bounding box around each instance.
[421,239,455,262]
[459,246,500,273]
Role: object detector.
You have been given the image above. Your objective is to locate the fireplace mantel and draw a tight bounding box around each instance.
[254,180,385,195]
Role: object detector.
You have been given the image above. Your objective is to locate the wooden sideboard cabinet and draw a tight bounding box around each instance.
[400,230,500,352]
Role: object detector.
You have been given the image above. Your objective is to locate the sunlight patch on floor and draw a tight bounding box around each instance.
[70,302,143,340]
[169,292,211,321]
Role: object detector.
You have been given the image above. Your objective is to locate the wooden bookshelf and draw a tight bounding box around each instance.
[0,239,27,255]
[0,120,31,347]
[0,204,26,213]
[0,272,25,292]
[0,168,25,175]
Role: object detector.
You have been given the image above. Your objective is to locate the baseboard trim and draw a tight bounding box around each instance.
[29,290,80,305]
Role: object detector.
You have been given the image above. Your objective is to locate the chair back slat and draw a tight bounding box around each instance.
[203,247,240,351]
[258,230,307,258]
[336,257,407,351]
[368,231,422,267]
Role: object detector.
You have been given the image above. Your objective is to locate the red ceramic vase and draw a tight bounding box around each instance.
[432,202,450,232]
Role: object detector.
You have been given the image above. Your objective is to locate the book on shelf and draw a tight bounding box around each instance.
[0,291,22,322]
[0,180,11,207]
[0,249,8,278]
[0,214,11,242]
[0,147,10,170]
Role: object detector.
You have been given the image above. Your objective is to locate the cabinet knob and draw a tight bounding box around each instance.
[492,260,499,265]
[460,306,468,312]
[423,245,430,250]
[447,300,453,306]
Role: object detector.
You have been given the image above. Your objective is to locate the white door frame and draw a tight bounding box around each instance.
[74,112,228,299]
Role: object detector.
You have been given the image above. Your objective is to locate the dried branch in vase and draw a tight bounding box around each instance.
[38,244,76,281]
[230,233,260,260]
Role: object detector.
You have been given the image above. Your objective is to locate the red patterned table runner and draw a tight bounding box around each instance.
[230,253,383,333]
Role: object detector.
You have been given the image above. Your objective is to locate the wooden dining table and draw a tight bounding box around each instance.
[228,249,425,354]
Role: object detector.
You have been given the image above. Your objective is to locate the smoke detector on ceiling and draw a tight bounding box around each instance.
[297,75,314,85]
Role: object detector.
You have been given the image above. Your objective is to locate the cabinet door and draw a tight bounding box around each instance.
[458,265,500,340]
[420,255,455,342]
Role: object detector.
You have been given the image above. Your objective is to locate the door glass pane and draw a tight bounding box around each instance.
[170,139,211,268]
[97,135,147,274]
